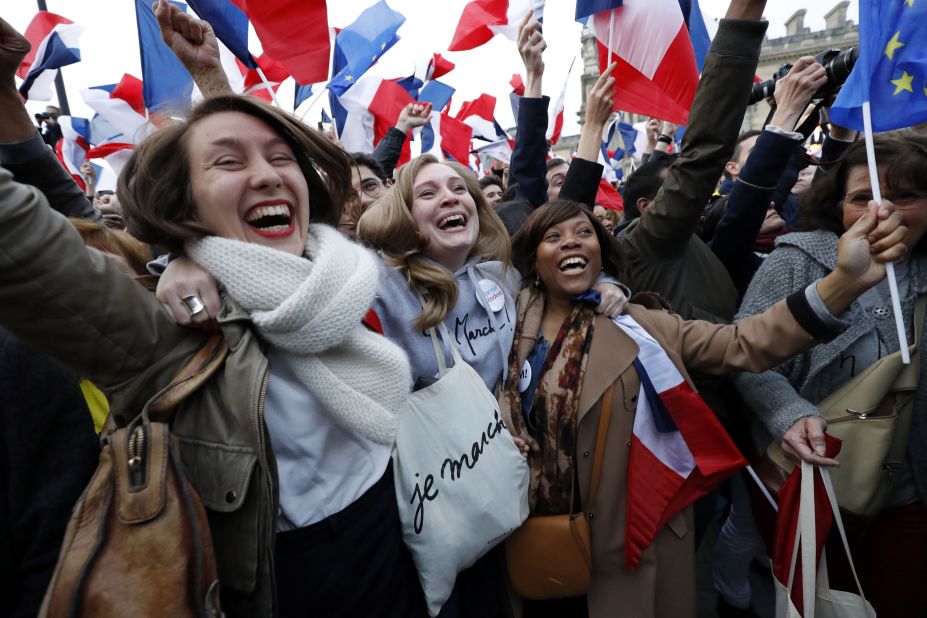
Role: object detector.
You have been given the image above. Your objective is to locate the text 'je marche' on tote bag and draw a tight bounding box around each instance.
[775,461,876,618]
[768,295,924,518]
[392,322,530,617]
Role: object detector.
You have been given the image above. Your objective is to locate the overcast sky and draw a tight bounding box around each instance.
[8,0,859,137]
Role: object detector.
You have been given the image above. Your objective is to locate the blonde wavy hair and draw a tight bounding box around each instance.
[356,154,511,329]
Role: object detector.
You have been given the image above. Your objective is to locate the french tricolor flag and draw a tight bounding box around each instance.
[57,116,91,177]
[613,315,746,570]
[456,94,507,143]
[16,12,83,102]
[449,0,544,52]
[81,75,151,145]
[584,0,699,125]
[420,112,474,165]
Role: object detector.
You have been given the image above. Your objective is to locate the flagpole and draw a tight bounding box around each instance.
[299,85,329,120]
[607,10,616,68]
[255,66,282,109]
[36,0,71,115]
[862,100,910,364]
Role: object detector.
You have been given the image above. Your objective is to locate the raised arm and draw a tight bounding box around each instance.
[559,63,616,207]
[0,165,201,411]
[647,202,906,376]
[0,17,97,220]
[154,0,231,97]
[372,102,431,179]
[626,6,768,258]
[508,10,549,208]
[709,57,826,292]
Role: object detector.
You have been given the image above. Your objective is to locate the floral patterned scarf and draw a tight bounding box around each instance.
[503,290,596,516]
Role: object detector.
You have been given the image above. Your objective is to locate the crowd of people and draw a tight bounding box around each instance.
[1,0,926,617]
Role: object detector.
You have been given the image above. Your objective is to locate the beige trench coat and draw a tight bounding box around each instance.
[502,289,818,618]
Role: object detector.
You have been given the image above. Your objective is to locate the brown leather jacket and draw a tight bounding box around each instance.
[0,167,278,617]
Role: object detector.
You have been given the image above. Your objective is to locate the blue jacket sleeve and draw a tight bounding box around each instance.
[0,133,98,220]
[509,96,550,208]
[709,128,800,294]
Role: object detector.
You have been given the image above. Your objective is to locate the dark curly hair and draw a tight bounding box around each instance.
[511,199,627,287]
[795,133,927,237]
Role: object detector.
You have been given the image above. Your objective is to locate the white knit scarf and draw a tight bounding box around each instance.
[186,224,411,445]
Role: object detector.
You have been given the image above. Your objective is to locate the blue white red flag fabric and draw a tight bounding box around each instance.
[472,138,513,165]
[321,109,332,125]
[587,0,698,125]
[596,178,623,212]
[612,314,746,570]
[456,94,507,142]
[86,142,136,183]
[17,12,83,102]
[830,0,927,133]
[429,53,455,80]
[328,1,406,96]
[547,59,575,145]
[677,0,715,72]
[771,435,841,616]
[334,75,414,162]
[81,75,151,145]
[449,0,545,52]
[241,54,288,102]
[186,0,257,69]
[135,0,194,112]
[294,83,314,110]
[617,121,638,157]
[575,0,622,22]
[57,116,91,177]
[421,112,474,164]
[419,80,456,113]
[233,0,330,84]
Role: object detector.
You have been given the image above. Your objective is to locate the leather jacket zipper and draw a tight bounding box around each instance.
[127,424,147,487]
[256,362,278,616]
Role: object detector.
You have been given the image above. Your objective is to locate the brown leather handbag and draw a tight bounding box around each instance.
[40,335,229,618]
[505,385,614,600]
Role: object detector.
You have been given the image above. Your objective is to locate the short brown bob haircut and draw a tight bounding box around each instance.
[511,199,628,288]
[118,94,353,255]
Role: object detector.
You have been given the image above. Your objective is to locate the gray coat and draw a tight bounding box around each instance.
[733,230,927,502]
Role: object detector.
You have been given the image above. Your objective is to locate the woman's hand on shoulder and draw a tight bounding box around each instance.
[156,256,221,329]
[781,416,840,467]
[593,282,628,318]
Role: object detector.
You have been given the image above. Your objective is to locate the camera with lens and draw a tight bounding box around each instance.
[34,112,52,122]
[748,47,858,105]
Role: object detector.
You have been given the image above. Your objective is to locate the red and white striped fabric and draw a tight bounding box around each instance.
[448,0,544,52]
[612,315,746,570]
[587,0,698,125]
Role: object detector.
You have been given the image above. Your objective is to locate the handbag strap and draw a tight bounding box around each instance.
[586,384,615,505]
[820,467,868,599]
[147,333,229,420]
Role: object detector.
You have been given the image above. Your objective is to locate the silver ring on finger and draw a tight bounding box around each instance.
[181,294,206,316]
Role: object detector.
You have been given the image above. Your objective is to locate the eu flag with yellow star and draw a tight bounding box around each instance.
[830,0,927,132]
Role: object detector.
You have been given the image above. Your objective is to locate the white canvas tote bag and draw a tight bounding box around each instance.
[776,461,877,618]
[392,323,530,616]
